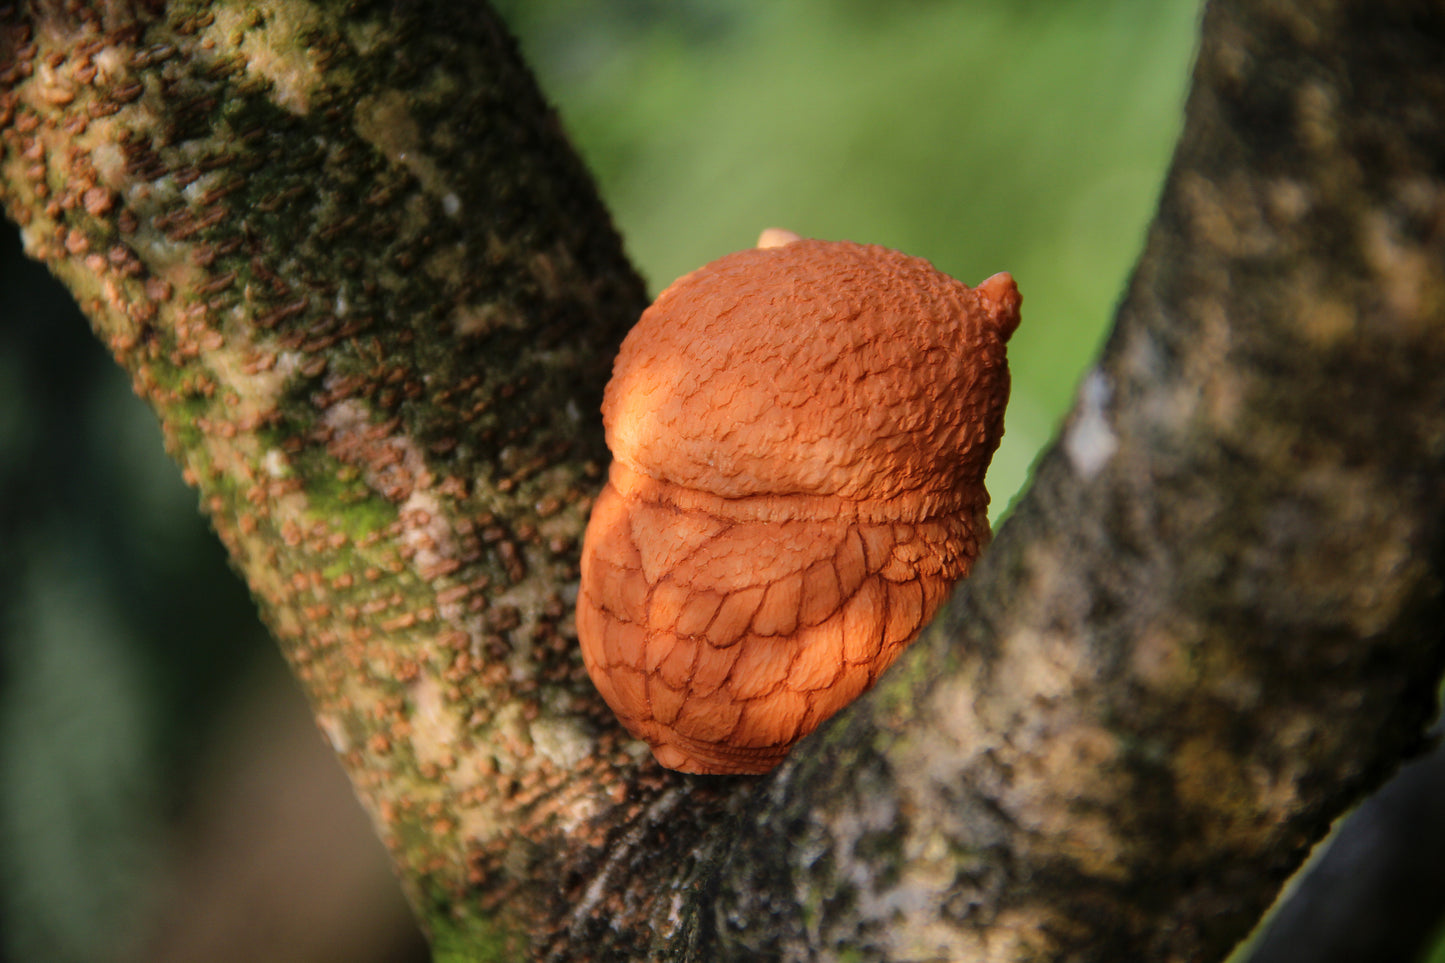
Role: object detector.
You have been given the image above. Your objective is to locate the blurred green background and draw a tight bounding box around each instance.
[495,0,1204,515]
[19,1,1398,960]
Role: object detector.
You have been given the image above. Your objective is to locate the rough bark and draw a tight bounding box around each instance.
[1,1,1442,962]
[720,1,1445,959]
[0,1,670,956]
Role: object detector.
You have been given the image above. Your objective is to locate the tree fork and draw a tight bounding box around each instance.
[2,0,1443,960]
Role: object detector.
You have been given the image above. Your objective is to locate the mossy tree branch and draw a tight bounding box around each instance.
[2,1,1443,961]
[0,0,683,955]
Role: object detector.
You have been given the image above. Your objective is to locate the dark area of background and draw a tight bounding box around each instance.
[1,2,1441,960]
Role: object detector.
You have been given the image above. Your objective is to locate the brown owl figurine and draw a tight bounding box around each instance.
[577,232,1019,774]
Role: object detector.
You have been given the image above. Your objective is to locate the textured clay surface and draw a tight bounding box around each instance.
[578,239,1019,774]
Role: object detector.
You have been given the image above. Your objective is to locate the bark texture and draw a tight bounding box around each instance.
[2,0,1443,961]
[720,1,1445,959]
[0,0,678,956]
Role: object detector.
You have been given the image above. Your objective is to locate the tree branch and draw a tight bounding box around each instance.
[719,0,1445,959]
[0,0,680,954]
[3,0,1442,961]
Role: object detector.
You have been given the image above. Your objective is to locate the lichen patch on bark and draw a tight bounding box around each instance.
[353,88,450,199]
[202,1,327,115]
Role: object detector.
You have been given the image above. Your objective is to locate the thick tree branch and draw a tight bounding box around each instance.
[720,0,1445,959]
[3,1,1443,961]
[0,1,691,955]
